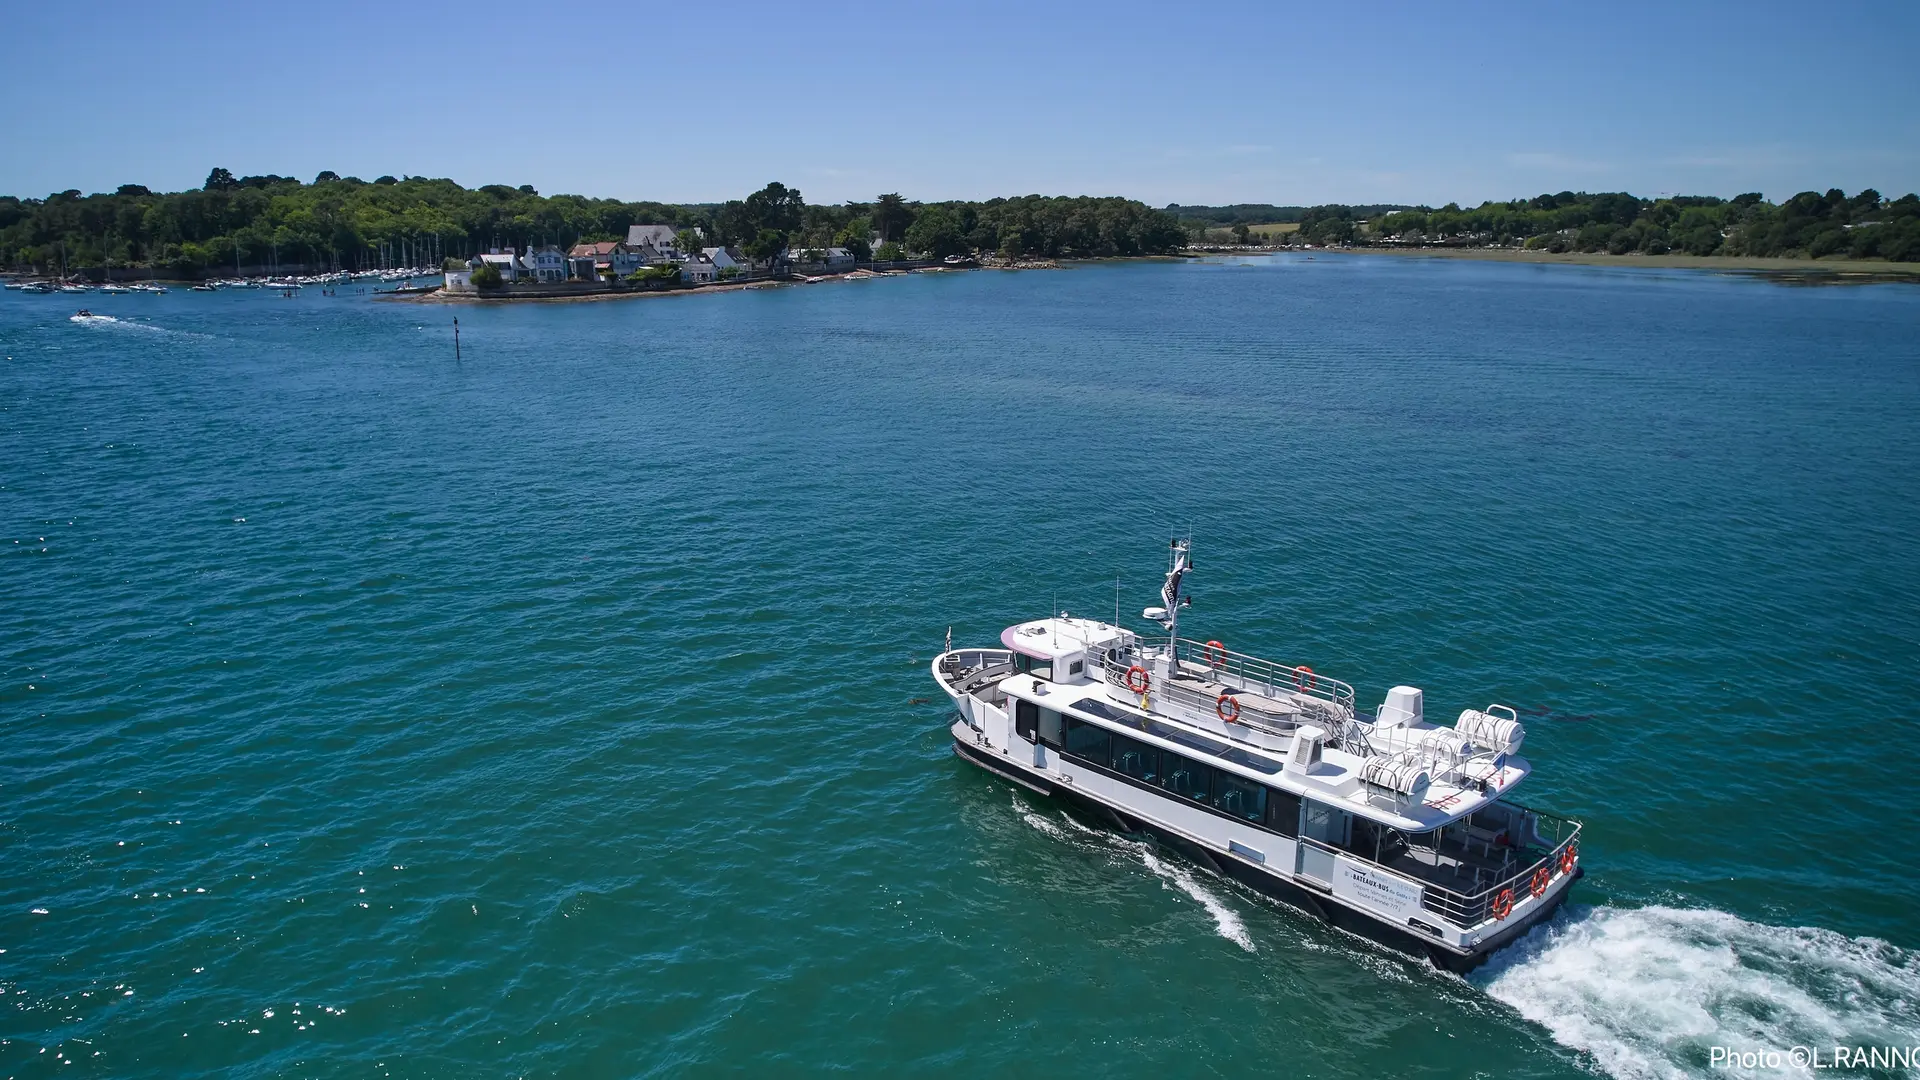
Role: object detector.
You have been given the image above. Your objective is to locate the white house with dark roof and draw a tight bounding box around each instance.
[703,247,749,276]
[625,224,682,263]
[477,250,520,281]
[680,255,717,285]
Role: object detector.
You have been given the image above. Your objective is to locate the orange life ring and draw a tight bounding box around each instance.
[1125,665,1151,694]
[1560,842,1578,876]
[1490,889,1514,919]
[1293,665,1316,691]
[1216,692,1241,724]
[1530,866,1550,898]
[1204,640,1227,667]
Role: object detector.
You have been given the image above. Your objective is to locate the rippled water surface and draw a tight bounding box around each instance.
[4,259,1919,1078]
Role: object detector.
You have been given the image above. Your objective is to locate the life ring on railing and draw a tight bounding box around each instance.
[1125,665,1151,694]
[1204,640,1227,668]
[1490,889,1514,919]
[1292,665,1316,691]
[1217,692,1241,724]
[1530,866,1551,898]
[1560,842,1578,876]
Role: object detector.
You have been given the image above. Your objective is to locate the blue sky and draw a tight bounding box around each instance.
[3,1,1915,207]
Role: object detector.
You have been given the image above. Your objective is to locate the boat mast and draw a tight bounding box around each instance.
[1161,538,1190,646]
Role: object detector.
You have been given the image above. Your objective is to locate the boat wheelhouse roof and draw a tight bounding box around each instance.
[999,615,1130,661]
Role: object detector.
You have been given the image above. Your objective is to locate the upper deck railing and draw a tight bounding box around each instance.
[1098,638,1362,745]
[1300,805,1581,929]
[1168,637,1357,717]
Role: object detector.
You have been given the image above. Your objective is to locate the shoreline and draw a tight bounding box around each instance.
[389,265,1001,304]
[1312,246,1920,281]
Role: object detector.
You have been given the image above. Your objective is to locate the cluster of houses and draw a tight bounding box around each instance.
[451,224,858,292]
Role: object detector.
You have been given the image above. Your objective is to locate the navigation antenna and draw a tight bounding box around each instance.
[1145,538,1192,645]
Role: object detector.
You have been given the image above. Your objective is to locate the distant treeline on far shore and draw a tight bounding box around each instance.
[7,172,1916,273]
[0,169,1188,274]
[1173,188,1920,261]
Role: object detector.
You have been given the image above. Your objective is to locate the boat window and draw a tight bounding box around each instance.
[1015,700,1039,742]
[1112,735,1159,784]
[1301,799,1350,846]
[1213,772,1267,824]
[1266,788,1301,836]
[1063,716,1112,765]
[1014,654,1054,681]
[1038,708,1063,748]
[1072,697,1143,730]
[1164,754,1214,804]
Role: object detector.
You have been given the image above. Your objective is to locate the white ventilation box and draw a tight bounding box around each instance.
[1287,725,1326,774]
[1377,686,1424,728]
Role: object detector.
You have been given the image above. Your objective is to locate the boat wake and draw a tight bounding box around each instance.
[66,314,203,338]
[1139,848,1256,953]
[1478,904,1920,1080]
[1010,796,1919,1076]
[1012,795,1254,952]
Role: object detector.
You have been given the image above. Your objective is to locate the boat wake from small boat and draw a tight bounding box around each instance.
[933,540,1582,972]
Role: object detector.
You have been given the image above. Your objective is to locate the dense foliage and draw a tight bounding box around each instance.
[1169,202,1411,231]
[901,196,1187,259]
[0,169,1186,273]
[1368,189,1920,260]
[11,171,1910,270]
[0,172,703,274]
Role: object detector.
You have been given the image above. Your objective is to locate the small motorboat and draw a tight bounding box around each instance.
[75,308,94,317]
[191,283,218,292]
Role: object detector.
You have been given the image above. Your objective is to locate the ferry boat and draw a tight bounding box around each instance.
[932,541,1583,971]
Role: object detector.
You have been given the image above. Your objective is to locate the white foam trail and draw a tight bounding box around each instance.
[1139,849,1255,953]
[1011,798,1068,840]
[1010,796,1253,952]
[70,314,119,323]
[1480,905,1920,1080]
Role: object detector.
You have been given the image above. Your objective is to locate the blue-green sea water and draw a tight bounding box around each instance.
[4,258,1919,1079]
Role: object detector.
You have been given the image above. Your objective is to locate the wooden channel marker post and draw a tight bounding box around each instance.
[453,316,460,360]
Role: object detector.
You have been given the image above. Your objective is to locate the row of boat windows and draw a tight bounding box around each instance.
[1016,702,1301,835]
[1014,654,1084,680]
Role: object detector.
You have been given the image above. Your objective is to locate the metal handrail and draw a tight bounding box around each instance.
[1169,637,1357,715]
[1097,645,1379,757]
[1097,651,1299,735]
[1298,806,1581,928]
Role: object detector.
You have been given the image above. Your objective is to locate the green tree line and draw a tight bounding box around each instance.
[1168,202,1412,231]
[0,169,1188,274]
[1365,189,1920,260]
